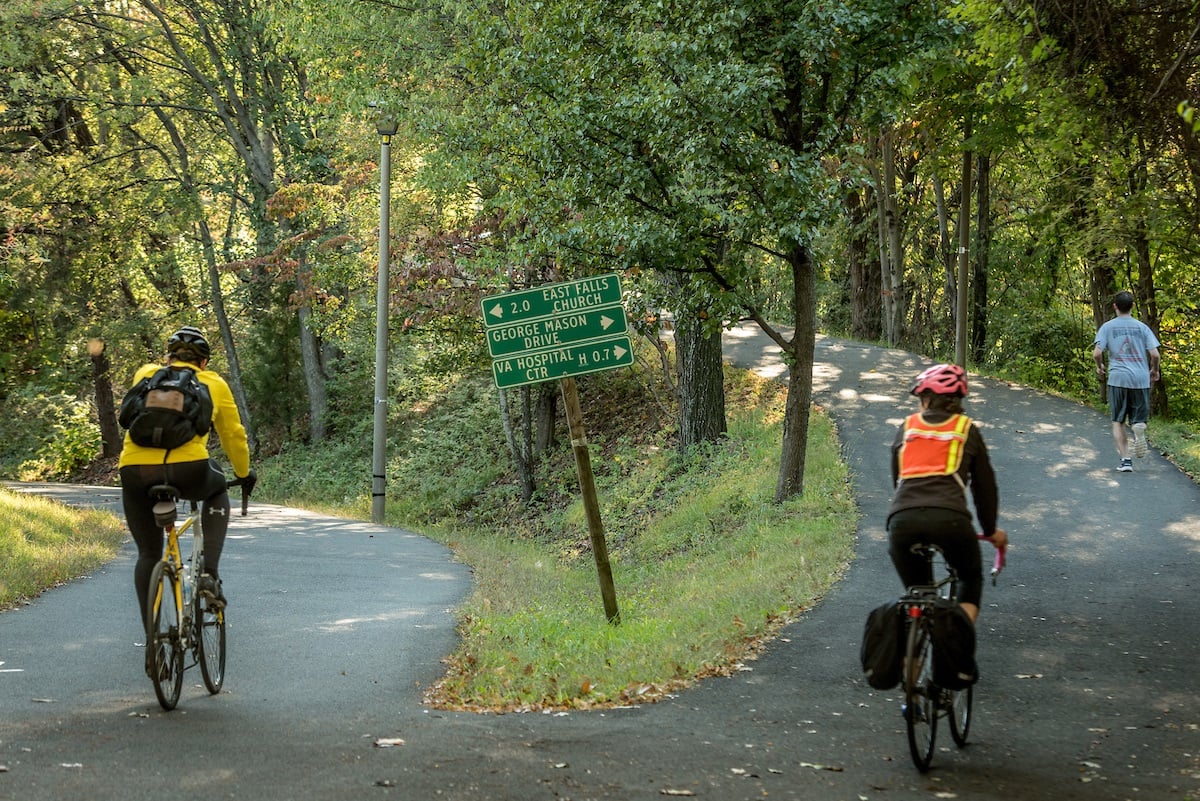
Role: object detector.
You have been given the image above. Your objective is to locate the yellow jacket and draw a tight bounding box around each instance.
[117,360,251,477]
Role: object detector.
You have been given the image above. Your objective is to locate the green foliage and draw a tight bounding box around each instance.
[0,387,99,480]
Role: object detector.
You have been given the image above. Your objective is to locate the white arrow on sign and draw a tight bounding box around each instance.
[488,303,504,321]
[600,314,615,330]
[613,343,628,360]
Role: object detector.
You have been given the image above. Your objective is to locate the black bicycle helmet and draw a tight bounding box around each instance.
[166,325,211,361]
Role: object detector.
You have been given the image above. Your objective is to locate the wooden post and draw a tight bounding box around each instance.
[559,377,620,624]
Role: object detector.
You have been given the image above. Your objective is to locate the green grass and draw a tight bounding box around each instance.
[0,488,128,609]
[415,368,856,710]
[1144,418,1200,481]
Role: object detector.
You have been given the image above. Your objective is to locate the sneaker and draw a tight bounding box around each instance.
[198,574,226,609]
[1132,422,1148,458]
[1117,458,1133,472]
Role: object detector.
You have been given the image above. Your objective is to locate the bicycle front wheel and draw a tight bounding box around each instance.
[146,561,184,710]
[195,591,226,694]
[948,685,973,746]
[904,618,937,772]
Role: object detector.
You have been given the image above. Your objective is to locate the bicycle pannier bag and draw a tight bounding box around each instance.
[119,366,213,450]
[930,598,978,690]
[860,601,904,690]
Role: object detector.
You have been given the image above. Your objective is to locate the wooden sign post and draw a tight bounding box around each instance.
[480,274,630,624]
[560,376,620,624]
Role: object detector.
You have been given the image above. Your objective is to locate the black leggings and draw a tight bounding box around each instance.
[120,460,230,626]
[888,507,983,607]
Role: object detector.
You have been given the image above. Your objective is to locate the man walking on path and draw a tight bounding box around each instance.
[1093,290,1161,472]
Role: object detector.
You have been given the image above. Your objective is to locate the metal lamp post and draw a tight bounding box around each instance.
[371,110,399,524]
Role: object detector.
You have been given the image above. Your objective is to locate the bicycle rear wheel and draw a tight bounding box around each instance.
[146,561,184,710]
[948,685,973,746]
[904,617,937,772]
[195,591,226,693]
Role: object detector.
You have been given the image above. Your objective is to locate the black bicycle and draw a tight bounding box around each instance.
[144,477,249,710]
[900,537,1005,771]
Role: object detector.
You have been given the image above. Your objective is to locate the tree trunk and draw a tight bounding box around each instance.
[933,173,956,307]
[88,339,123,458]
[535,383,558,454]
[198,214,256,454]
[498,387,536,503]
[1133,216,1168,417]
[871,129,903,347]
[775,242,816,502]
[845,185,881,341]
[297,300,328,442]
[675,312,727,450]
[970,152,991,363]
[294,253,328,442]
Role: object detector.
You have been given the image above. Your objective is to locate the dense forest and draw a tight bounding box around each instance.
[2,0,1198,502]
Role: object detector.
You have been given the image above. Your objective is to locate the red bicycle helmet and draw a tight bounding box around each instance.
[911,363,968,397]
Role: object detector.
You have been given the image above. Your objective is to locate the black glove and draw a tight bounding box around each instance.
[239,469,258,496]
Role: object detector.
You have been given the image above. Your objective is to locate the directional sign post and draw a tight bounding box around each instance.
[486,307,628,359]
[481,273,633,391]
[481,274,623,331]
[480,274,629,623]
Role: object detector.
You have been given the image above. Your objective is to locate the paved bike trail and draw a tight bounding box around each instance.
[4,324,1200,800]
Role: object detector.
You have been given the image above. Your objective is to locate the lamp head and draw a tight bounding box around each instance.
[373,107,399,137]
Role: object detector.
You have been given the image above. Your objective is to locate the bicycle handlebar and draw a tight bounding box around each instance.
[978,533,1007,584]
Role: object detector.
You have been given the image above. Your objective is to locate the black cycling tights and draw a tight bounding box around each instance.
[887,506,984,607]
[120,459,230,627]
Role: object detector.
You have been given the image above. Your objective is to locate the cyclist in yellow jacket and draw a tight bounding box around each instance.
[118,326,255,623]
[887,363,1006,623]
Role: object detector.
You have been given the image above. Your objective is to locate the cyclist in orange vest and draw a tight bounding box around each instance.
[887,363,1007,623]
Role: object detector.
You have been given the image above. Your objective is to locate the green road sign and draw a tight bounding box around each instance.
[491,334,635,389]
[486,306,629,358]
[480,274,623,328]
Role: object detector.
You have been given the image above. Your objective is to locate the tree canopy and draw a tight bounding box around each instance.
[2,0,1198,493]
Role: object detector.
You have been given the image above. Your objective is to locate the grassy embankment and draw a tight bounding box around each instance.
[0,489,127,610]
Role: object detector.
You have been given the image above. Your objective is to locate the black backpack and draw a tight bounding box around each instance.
[860,601,905,690]
[119,366,213,450]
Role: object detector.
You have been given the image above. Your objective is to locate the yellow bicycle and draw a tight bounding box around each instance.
[144,477,249,710]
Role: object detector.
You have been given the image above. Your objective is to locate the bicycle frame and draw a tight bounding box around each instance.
[155,508,200,643]
[145,477,247,710]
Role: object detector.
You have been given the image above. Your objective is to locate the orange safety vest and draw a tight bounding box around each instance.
[898,413,972,486]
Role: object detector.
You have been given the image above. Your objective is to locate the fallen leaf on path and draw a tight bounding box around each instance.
[373,738,405,748]
[799,762,844,772]
[660,790,696,797]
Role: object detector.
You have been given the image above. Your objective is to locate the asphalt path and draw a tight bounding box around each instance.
[3,323,1199,800]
